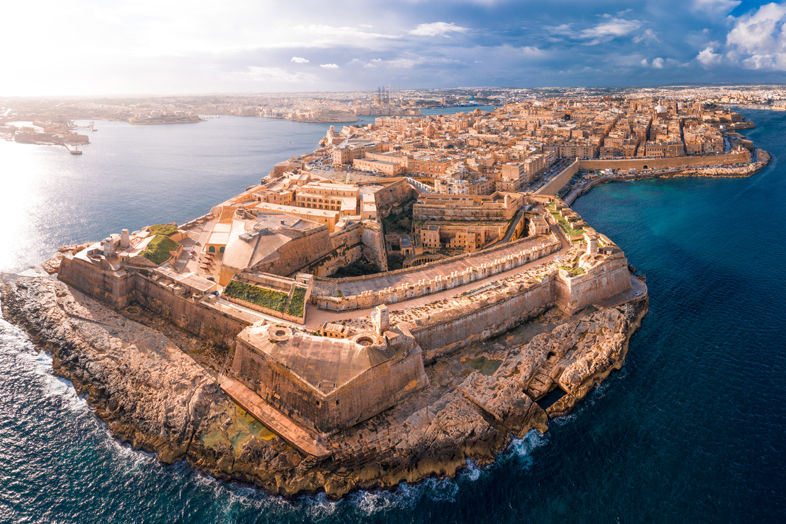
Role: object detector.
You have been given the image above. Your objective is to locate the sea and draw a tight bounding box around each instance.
[0,107,783,523]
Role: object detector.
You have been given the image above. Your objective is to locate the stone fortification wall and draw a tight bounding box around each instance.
[302,221,387,276]
[579,149,750,171]
[361,221,388,271]
[59,256,249,348]
[59,257,135,309]
[409,277,555,362]
[305,223,364,277]
[554,255,631,313]
[312,236,561,311]
[133,275,250,348]
[231,333,427,432]
[252,226,333,277]
[536,159,580,196]
[413,193,522,222]
[372,179,417,216]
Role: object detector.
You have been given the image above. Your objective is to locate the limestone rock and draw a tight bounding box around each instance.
[0,275,646,498]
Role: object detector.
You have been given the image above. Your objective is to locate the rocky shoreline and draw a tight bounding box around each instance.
[564,148,771,205]
[0,273,647,498]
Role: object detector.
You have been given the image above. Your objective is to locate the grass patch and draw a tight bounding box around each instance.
[149,224,178,236]
[224,280,287,312]
[559,264,586,276]
[548,203,584,237]
[286,287,307,317]
[141,235,180,265]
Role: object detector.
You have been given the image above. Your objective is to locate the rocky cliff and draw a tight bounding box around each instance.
[1,275,647,498]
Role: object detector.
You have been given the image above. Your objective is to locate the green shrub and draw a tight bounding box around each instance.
[224,280,288,312]
[286,287,307,317]
[149,224,178,236]
[558,264,586,276]
[141,235,180,265]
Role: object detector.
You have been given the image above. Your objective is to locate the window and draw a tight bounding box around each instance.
[208,246,215,253]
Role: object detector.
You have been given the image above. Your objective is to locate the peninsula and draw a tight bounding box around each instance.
[1,94,767,498]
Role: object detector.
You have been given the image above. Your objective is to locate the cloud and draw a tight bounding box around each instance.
[696,45,722,65]
[242,66,315,84]
[580,16,642,43]
[356,56,428,69]
[319,63,339,69]
[633,29,659,44]
[290,56,309,63]
[520,45,545,56]
[652,57,665,68]
[286,24,398,49]
[692,0,741,15]
[409,21,469,37]
[725,2,786,70]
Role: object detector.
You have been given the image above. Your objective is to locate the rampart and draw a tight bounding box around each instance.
[554,254,630,313]
[59,257,135,309]
[371,179,417,216]
[537,150,752,196]
[132,274,251,348]
[409,276,555,362]
[59,256,250,348]
[301,221,388,276]
[312,235,562,311]
[250,225,333,277]
[579,149,750,171]
[231,326,428,432]
[536,158,580,196]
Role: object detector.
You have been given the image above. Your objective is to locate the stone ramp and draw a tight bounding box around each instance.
[219,376,331,458]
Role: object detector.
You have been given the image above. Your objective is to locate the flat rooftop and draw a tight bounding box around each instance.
[240,325,393,395]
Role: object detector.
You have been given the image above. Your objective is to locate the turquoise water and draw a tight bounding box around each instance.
[0,109,784,522]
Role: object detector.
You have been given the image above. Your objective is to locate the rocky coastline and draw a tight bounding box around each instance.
[1,273,647,498]
[564,148,771,205]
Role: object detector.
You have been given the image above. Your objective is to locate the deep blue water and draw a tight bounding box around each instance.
[1,109,784,523]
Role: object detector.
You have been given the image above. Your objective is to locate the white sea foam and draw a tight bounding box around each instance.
[462,459,482,482]
[504,429,548,469]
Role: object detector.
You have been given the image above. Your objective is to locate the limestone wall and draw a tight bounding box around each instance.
[410,277,555,362]
[312,237,561,311]
[251,227,333,277]
[579,149,750,171]
[554,255,630,313]
[301,221,387,276]
[536,158,580,196]
[59,256,249,348]
[373,179,417,216]
[304,224,364,277]
[58,257,135,309]
[231,334,427,432]
[360,221,388,271]
[133,275,250,348]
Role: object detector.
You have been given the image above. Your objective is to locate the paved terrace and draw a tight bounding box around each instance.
[334,232,562,297]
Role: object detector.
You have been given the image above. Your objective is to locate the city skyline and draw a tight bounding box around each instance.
[3,0,786,96]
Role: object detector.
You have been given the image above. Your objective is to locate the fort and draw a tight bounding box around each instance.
[7,96,769,497]
[56,165,636,454]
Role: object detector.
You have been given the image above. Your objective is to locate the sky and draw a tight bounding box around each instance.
[2,0,786,96]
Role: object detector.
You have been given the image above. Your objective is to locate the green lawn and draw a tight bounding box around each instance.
[141,235,180,265]
[149,224,178,236]
[548,203,584,237]
[224,280,288,312]
[286,287,307,317]
[559,264,586,276]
